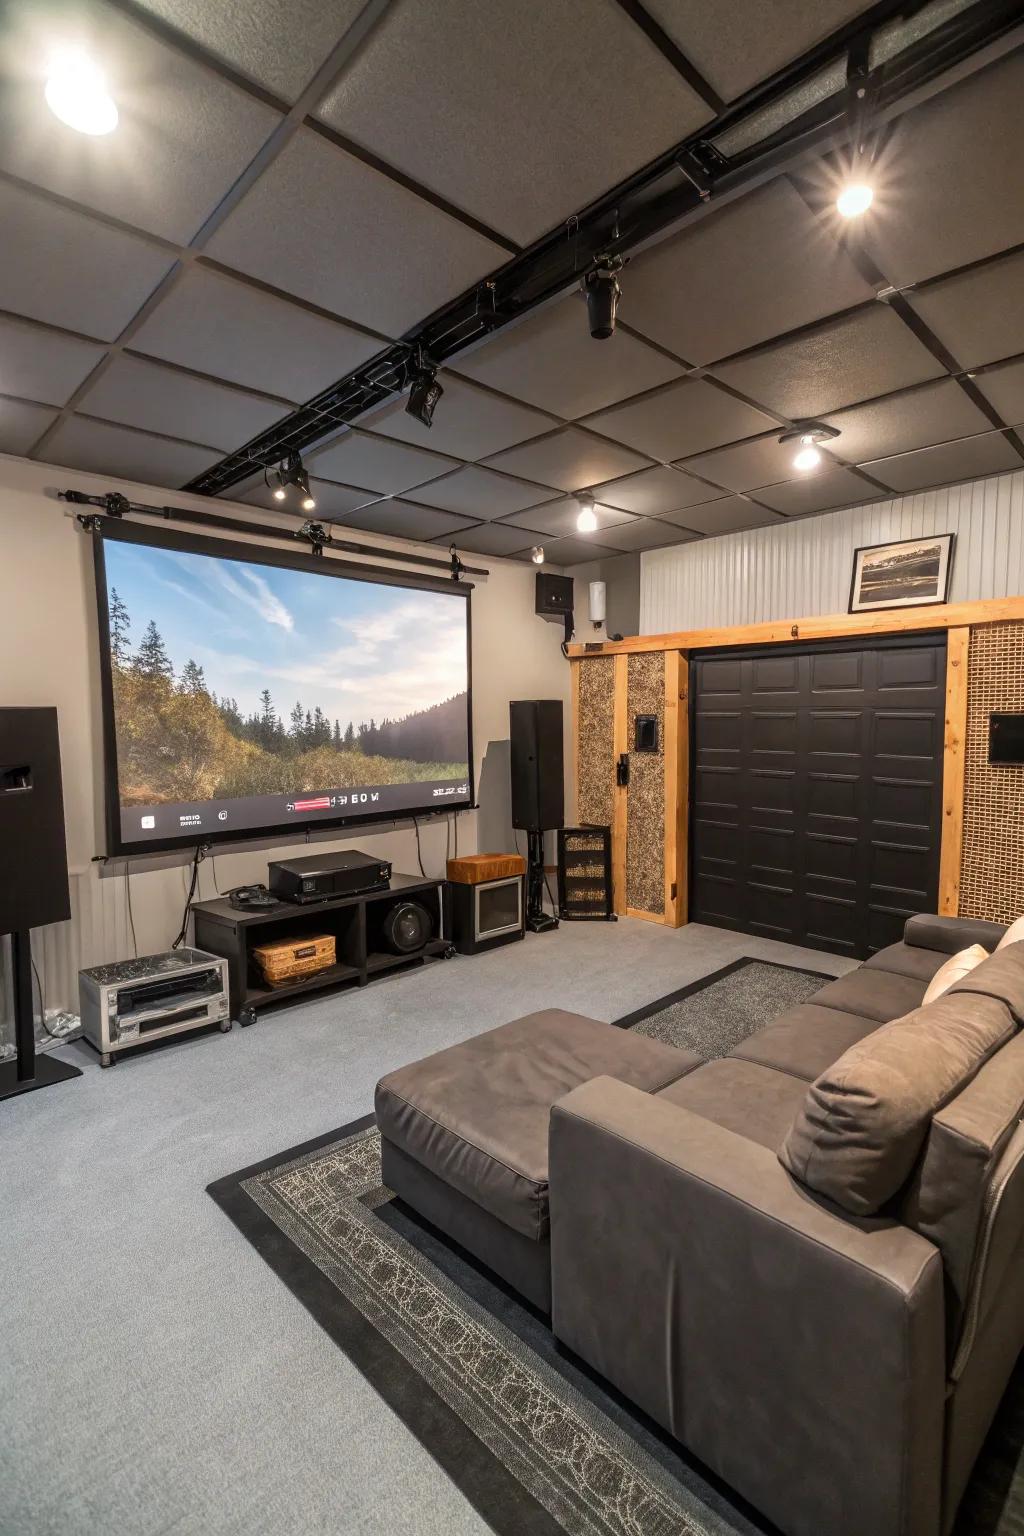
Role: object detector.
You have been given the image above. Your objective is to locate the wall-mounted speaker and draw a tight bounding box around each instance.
[535,572,574,618]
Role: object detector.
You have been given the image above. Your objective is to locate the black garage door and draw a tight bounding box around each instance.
[690,636,946,959]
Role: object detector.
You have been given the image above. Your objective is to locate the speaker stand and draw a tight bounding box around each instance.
[0,930,82,1102]
[525,830,558,934]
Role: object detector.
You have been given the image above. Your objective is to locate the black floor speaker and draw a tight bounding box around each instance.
[509,699,564,832]
[0,707,71,934]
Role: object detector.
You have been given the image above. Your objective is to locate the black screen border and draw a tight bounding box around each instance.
[92,520,475,858]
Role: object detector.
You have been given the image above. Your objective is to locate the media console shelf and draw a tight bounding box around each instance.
[192,873,452,1025]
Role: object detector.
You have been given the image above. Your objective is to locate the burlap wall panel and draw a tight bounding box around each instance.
[961,622,1024,923]
[626,651,665,915]
[576,656,615,827]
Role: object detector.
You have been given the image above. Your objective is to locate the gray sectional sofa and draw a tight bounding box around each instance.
[375,913,1024,1536]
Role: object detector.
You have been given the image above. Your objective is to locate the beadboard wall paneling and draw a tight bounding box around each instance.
[641,471,1024,635]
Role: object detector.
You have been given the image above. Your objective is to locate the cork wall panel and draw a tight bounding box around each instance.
[960,622,1024,923]
[626,650,665,915]
[576,656,615,828]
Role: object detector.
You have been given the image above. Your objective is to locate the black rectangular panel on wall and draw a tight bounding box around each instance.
[690,637,946,959]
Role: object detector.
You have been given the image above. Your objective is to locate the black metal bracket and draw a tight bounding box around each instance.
[616,753,630,787]
[449,544,466,582]
[299,519,329,556]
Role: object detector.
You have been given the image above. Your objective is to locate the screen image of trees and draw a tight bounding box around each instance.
[107,588,469,806]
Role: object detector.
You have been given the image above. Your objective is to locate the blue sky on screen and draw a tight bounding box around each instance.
[105,542,469,726]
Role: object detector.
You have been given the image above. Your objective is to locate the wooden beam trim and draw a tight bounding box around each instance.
[567,596,1024,658]
[662,649,689,928]
[939,627,970,917]
[612,654,628,916]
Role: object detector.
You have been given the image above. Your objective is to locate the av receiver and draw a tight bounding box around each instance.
[79,948,230,1066]
[268,849,391,904]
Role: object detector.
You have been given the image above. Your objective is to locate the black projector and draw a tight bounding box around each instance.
[268,850,391,905]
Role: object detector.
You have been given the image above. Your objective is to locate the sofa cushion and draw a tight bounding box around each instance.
[375,1009,698,1241]
[904,913,1007,955]
[922,945,989,1006]
[901,1030,1024,1352]
[657,1058,809,1151]
[996,915,1024,950]
[950,944,1024,1026]
[778,993,1015,1216]
[864,941,950,985]
[810,967,927,1023]
[730,1003,881,1081]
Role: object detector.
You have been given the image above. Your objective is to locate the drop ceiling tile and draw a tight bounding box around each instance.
[860,433,1023,495]
[907,251,1024,371]
[0,318,105,406]
[438,522,537,557]
[658,497,785,536]
[594,517,697,552]
[624,181,875,366]
[315,0,711,246]
[364,375,559,461]
[680,433,825,493]
[974,359,1024,427]
[131,267,382,404]
[133,0,368,102]
[0,397,56,456]
[0,181,174,342]
[515,535,618,566]
[501,501,637,539]
[821,380,992,464]
[584,378,776,462]
[863,52,1024,288]
[205,129,506,336]
[641,0,866,101]
[483,427,650,493]
[588,464,724,515]
[336,499,478,543]
[404,465,558,519]
[236,476,379,517]
[712,306,944,420]
[753,466,873,515]
[306,430,459,494]
[78,355,286,450]
[452,292,683,417]
[0,0,281,243]
[43,416,216,488]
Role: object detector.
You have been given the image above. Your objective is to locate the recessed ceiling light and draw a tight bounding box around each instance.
[576,493,598,533]
[45,50,118,136]
[836,183,873,219]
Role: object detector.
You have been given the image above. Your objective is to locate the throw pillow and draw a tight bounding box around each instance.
[922,944,989,1006]
[996,915,1024,951]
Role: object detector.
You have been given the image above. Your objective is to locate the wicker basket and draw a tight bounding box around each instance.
[252,933,336,988]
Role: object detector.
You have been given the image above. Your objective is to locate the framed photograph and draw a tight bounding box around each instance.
[848,533,955,613]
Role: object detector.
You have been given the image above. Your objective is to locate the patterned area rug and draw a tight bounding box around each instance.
[613,957,832,1055]
[209,961,1024,1536]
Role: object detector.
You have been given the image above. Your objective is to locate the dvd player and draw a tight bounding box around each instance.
[269,849,392,904]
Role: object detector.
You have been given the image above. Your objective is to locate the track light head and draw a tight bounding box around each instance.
[270,452,315,508]
[272,485,286,501]
[405,348,443,428]
[582,254,625,340]
[531,545,545,565]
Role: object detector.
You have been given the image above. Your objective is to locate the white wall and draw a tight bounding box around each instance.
[641,470,1024,634]
[0,453,570,1002]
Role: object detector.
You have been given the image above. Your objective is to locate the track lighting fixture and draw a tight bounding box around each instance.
[779,423,839,472]
[269,452,315,510]
[45,48,118,135]
[582,254,625,340]
[531,546,545,565]
[405,346,443,428]
[576,493,598,534]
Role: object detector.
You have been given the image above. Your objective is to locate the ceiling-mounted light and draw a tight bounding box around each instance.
[405,346,443,428]
[272,485,286,502]
[836,183,873,219]
[582,254,625,340]
[45,49,118,135]
[779,423,839,473]
[531,546,545,565]
[270,451,315,509]
[576,493,598,534]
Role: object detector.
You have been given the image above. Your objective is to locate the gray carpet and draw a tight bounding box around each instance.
[616,957,830,1056]
[1,920,852,1535]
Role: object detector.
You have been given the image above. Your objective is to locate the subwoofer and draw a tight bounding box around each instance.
[381,900,432,955]
[509,699,564,832]
[0,707,71,935]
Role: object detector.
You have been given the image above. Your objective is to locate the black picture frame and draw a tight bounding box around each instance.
[92,520,475,858]
[848,532,955,614]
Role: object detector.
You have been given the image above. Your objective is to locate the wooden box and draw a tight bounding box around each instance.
[252,933,335,988]
[446,852,526,885]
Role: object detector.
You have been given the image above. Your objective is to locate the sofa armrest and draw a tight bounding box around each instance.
[549,1076,945,1536]
[904,912,1007,954]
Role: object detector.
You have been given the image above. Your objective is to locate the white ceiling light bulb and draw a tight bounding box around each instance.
[301,494,316,511]
[45,50,119,136]
[576,495,598,534]
[836,183,873,219]
[272,485,286,501]
[531,546,545,565]
[793,445,822,472]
